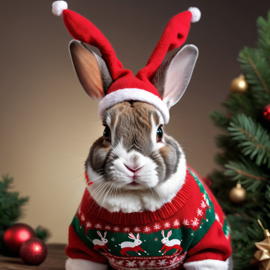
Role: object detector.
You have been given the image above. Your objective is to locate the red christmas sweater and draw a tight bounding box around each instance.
[66,168,232,270]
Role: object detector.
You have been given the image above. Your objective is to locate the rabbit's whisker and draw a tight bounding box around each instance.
[69,161,86,166]
[65,171,85,186]
[99,181,113,204]
[69,183,89,208]
[91,180,107,199]
[88,180,108,212]
[96,181,114,215]
[91,173,106,183]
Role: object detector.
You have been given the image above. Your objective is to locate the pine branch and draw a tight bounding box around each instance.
[225,157,268,192]
[35,226,51,242]
[238,47,270,107]
[228,215,265,270]
[215,134,237,149]
[228,114,270,168]
[215,153,229,166]
[215,151,242,167]
[0,175,13,195]
[209,9,270,270]
[0,175,29,253]
[210,110,230,129]
[247,57,269,94]
[257,10,270,61]
[222,93,256,118]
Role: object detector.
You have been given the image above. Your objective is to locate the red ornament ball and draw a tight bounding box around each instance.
[3,223,36,255]
[263,104,270,122]
[20,237,47,265]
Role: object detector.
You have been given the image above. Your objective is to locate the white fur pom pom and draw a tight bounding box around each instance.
[188,7,201,23]
[52,1,68,16]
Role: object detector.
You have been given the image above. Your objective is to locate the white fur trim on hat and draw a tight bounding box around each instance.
[52,1,68,16]
[98,88,170,124]
[188,7,201,23]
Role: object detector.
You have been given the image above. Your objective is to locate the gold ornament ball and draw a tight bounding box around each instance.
[230,74,248,93]
[229,184,246,204]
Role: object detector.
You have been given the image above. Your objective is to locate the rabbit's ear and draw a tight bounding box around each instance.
[128,233,136,239]
[136,233,140,240]
[167,230,172,238]
[97,231,102,238]
[104,231,107,238]
[161,230,165,237]
[153,44,198,109]
[69,40,113,102]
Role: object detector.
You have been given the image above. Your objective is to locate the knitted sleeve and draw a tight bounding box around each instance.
[65,224,108,264]
[184,219,231,262]
[184,169,232,269]
[65,189,109,266]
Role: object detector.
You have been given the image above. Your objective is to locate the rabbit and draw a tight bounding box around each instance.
[52,2,232,270]
[93,231,108,246]
[91,231,110,254]
[64,43,232,270]
[160,230,182,255]
[120,233,142,248]
[119,233,146,256]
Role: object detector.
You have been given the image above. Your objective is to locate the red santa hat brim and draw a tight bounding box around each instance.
[98,88,170,123]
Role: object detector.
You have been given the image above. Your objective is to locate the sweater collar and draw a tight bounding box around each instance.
[83,168,195,225]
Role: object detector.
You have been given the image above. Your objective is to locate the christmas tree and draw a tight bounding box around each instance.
[208,10,270,270]
[0,175,50,254]
[0,175,29,253]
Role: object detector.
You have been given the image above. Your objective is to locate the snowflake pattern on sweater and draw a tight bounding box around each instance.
[66,168,231,269]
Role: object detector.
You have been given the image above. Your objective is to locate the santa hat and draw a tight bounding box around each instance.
[52,1,201,124]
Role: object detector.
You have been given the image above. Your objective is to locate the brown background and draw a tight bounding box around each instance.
[0,1,269,244]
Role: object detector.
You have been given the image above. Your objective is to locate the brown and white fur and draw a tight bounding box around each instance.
[65,41,230,270]
[85,101,187,213]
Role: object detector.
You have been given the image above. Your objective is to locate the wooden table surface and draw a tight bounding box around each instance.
[0,244,115,270]
[0,244,67,270]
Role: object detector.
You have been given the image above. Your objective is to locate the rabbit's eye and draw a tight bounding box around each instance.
[103,126,111,141]
[157,126,163,142]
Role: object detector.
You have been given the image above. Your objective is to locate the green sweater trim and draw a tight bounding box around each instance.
[187,169,215,248]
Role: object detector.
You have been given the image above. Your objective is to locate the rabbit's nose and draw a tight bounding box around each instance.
[124,164,143,173]
[131,154,139,163]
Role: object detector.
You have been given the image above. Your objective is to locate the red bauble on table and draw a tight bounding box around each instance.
[20,237,47,265]
[263,104,270,122]
[3,223,36,255]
